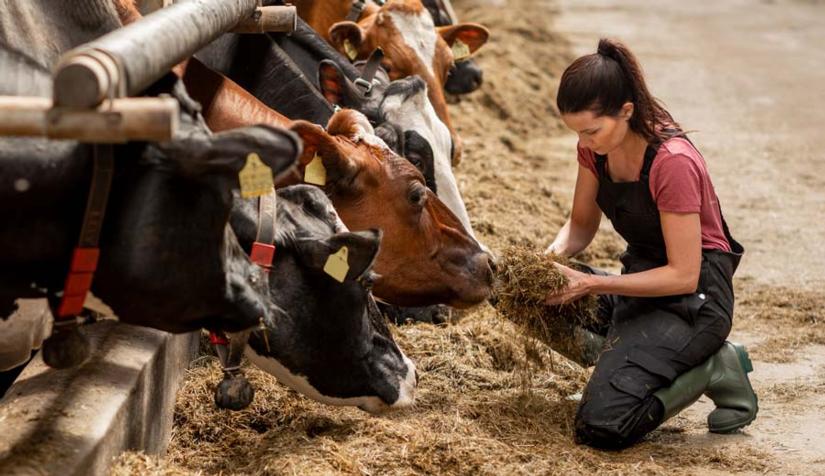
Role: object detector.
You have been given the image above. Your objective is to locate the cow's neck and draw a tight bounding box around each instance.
[0,0,122,69]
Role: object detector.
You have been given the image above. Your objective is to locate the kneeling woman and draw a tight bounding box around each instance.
[544,38,758,449]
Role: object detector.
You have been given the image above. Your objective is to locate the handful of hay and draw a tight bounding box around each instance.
[493,246,602,367]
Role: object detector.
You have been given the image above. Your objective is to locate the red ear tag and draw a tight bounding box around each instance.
[250,242,276,269]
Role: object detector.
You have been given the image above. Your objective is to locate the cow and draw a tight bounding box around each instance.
[291,0,489,165]
[0,35,300,363]
[193,29,482,246]
[230,185,417,413]
[285,109,494,308]
[420,0,484,94]
[182,39,493,307]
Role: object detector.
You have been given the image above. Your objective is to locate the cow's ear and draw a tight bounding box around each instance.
[296,229,382,283]
[318,60,347,106]
[438,23,489,56]
[329,21,365,60]
[326,109,374,142]
[289,120,358,186]
[156,124,301,177]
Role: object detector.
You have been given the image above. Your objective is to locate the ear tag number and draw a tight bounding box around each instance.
[344,39,358,60]
[452,39,471,61]
[239,152,274,198]
[304,154,327,186]
[324,246,349,283]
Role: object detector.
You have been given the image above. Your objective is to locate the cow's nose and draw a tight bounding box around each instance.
[469,69,483,90]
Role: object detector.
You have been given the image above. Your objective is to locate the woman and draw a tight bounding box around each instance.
[545,38,758,450]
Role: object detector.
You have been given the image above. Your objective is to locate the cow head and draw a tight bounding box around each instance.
[289,109,493,308]
[328,0,489,165]
[419,0,485,94]
[93,78,301,334]
[232,185,416,413]
[318,62,483,251]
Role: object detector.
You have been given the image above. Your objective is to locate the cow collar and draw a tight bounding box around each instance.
[346,0,386,22]
[56,144,115,322]
[209,189,278,375]
[353,48,385,94]
[249,190,277,271]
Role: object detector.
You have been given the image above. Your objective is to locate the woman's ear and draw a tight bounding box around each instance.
[622,102,634,121]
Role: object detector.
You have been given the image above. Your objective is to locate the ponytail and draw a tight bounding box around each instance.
[557,38,682,144]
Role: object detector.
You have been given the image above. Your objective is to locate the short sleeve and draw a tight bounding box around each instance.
[577,143,598,178]
[650,153,703,213]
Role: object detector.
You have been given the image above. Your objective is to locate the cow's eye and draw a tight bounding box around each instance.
[408,183,427,209]
[406,153,423,171]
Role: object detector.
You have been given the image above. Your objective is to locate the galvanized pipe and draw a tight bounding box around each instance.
[53,0,258,108]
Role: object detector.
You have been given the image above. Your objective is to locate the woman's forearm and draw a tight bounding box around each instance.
[548,218,596,257]
[586,264,699,297]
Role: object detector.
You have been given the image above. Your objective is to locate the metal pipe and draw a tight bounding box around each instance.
[0,96,179,143]
[53,0,258,108]
[233,6,298,34]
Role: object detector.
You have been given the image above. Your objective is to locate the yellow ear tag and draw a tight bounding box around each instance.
[238,152,274,198]
[452,39,471,62]
[344,39,358,61]
[323,246,349,283]
[304,154,327,186]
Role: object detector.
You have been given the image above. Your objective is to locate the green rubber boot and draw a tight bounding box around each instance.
[654,341,758,433]
[705,342,759,433]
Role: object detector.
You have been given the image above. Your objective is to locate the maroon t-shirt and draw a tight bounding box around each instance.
[578,137,731,252]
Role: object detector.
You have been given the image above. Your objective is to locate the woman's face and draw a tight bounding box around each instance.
[561,103,633,155]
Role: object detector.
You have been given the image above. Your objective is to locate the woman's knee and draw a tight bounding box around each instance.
[574,396,664,450]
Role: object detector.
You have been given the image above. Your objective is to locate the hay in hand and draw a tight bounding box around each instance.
[493,245,602,366]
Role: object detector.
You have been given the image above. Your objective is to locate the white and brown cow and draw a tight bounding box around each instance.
[300,0,489,165]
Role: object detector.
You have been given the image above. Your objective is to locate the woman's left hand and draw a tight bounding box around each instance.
[545,263,594,306]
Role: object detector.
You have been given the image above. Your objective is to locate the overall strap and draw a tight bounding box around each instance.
[639,144,658,180]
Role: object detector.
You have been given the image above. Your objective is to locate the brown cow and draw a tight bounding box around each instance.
[286,109,493,307]
[294,0,489,166]
[115,1,492,307]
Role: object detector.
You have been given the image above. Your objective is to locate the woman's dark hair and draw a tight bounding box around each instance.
[557,38,682,144]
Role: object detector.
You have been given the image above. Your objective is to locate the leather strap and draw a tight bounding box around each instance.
[249,189,277,270]
[355,48,384,93]
[57,144,115,318]
[346,0,367,21]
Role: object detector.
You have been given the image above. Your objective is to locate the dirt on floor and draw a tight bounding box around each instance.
[111,0,825,474]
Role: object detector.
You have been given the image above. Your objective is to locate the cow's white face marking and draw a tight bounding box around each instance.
[382,85,480,244]
[244,327,417,413]
[388,9,437,77]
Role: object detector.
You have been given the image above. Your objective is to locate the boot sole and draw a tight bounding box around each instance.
[709,342,759,434]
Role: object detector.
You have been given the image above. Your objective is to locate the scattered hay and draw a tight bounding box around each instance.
[733,281,825,363]
[494,245,600,366]
[112,306,774,476]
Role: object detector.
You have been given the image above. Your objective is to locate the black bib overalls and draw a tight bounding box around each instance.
[574,143,744,449]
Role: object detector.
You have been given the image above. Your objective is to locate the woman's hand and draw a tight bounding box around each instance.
[545,263,594,306]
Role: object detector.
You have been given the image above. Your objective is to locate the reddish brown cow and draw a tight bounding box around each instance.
[294,0,489,166]
[286,110,493,307]
[115,1,492,307]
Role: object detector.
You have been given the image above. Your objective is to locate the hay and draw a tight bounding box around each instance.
[493,245,600,366]
[111,307,774,475]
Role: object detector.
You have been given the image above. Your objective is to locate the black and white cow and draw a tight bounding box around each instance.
[0,44,300,338]
[230,185,417,413]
